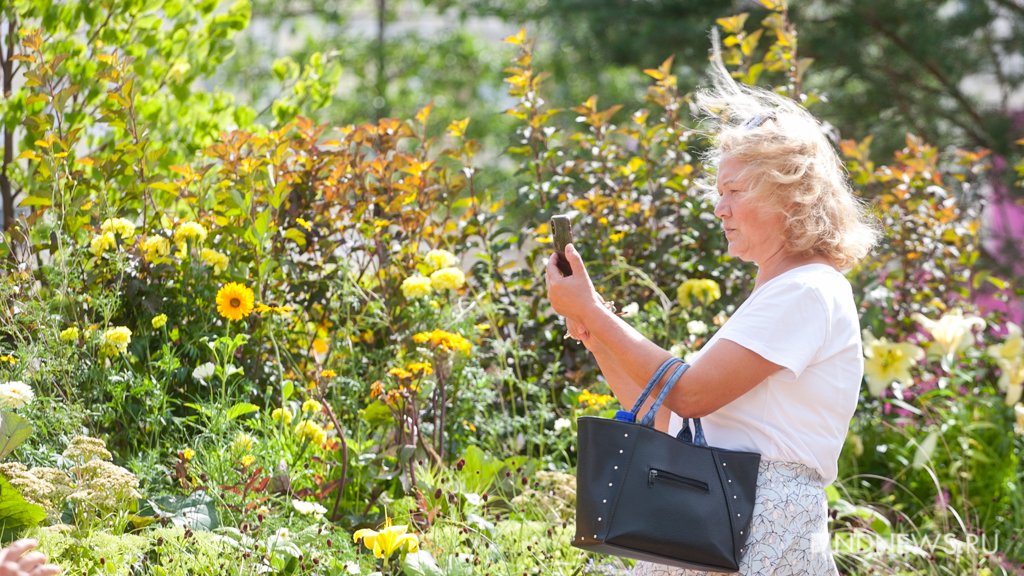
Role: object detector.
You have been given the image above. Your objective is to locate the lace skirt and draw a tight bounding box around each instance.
[631,459,838,576]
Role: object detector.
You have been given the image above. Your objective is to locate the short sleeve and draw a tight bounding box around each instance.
[714,280,828,378]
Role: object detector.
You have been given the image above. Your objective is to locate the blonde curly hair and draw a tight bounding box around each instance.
[694,40,878,270]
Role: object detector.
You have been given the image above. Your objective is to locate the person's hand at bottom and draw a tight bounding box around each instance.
[0,540,61,576]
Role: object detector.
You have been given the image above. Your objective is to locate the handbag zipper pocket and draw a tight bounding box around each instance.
[648,468,709,492]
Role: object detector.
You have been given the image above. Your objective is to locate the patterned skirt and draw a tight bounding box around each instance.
[631,459,838,576]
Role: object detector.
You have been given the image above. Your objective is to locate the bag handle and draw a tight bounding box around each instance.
[628,357,685,416]
[638,361,689,427]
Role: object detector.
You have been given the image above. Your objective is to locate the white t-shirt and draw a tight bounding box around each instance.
[668,263,862,485]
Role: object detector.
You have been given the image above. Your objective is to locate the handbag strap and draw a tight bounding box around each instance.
[638,361,690,427]
[676,416,708,447]
[628,356,685,416]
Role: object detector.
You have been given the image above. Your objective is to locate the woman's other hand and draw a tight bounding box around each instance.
[0,539,61,576]
[545,244,603,321]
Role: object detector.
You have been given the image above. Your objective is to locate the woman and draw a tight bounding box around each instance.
[545,66,877,575]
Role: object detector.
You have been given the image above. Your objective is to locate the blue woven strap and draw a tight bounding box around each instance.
[639,361,690,427]
[627,357,685,416]
[676,416,708,447]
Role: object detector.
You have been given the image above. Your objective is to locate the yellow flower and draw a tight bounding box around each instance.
[430,267,466,291]
[232,432,255,453]
[296,217,313,231]
[100,217,135,241]
[89,232,116,256]
[862,330,924,397]
[352,518,420,560]
[181,448,195,462]
[200,248,229,274]
[151,314,168,329]
[294,420,326,445]
[100,326,132,356]
[271,407,293,424]
[425,249,458,271]
[320,369,337,378]
[677,279,722,308]
[140,235,171,262]
[388,367,413,380]
[0,355,16,365]
[912,309,984,360]
[59,327,79,342]
[173,221,208,246]
[988,323,1024,402]
[401,276,433,299]
[216,282,255,321]
[412,329,472,355]
[578,389,615,408]
[255,303,293,316]
[240,454,256,468]
[406,361,433,376]
[301,398,322,414]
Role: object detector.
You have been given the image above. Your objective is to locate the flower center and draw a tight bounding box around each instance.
[230,297,241,308]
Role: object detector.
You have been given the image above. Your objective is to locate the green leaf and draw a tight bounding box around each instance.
[226,402,259,421]
[402,551,445,576]
[912,430,939,470]
[0,412,33,459]
[143,492,220,531]
[0,476,47,539]
[283,228,307,248]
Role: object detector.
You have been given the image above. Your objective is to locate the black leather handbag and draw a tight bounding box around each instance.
[573,357,761,572]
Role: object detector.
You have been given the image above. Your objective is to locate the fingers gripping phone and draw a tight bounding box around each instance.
[551,215,573,276]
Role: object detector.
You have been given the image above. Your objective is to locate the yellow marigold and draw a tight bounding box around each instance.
[406,361,433,375]
[59,327,79,342]
[677,279,722,308]
[578,389,615,408]
[100,326,132,356]
[200,248,229,274]
[412,329,472,355]
[369,380,385,398]
[425,248,458,271]
[181,448,195,462]
[388,367,413,380]
[320,369,337,378]
[100,217,135,240]
[294,420,326,445]
[151,314,168,329]
[255,303,293,315]
[401,276,433,299]
[173,221,208,246]
[271,407,293,424]
[240,454,256,468]
[140,235,171,262]
[216,282,255,321]
[301,398,323,414]
[429,267,466,291]
[89,232,116,256]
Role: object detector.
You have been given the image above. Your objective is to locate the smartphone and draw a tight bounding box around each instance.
[550,214,573,276]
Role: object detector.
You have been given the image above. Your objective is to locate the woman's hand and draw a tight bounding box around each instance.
[545,244,603,322]
[0,540,61,576]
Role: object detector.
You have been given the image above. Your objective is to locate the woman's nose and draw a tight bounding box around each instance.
[714,197,729,218]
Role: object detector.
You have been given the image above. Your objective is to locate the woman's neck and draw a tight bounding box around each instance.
[754,250,832,289]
